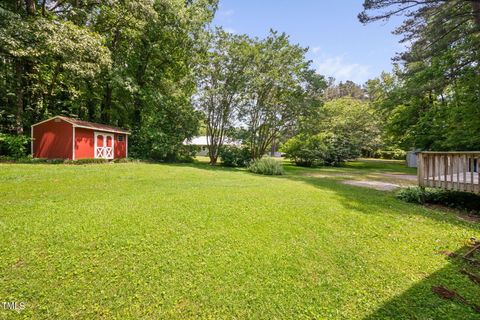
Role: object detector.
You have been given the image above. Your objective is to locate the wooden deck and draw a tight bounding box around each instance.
[417,152,480,194]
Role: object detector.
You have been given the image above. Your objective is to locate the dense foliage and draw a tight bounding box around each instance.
[397,187,480,213]
[282,97,382,167]
[362,0,480,151]
[0,133,29,158]
[282,132,360,167]
[372,149,406,160]
[281,134,327,167]
[219,146,252,167]
[0,0,217,160]
[197,30,326,163]
[2,0,478,162]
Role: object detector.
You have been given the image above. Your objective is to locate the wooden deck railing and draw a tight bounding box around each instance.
[417,152,480,194]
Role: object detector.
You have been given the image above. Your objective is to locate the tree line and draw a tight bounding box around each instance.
[0,0,217,160]
[361,0,480,152]
[1,0,479,164]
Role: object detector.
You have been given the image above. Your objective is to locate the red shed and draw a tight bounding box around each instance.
[31,116,130,160]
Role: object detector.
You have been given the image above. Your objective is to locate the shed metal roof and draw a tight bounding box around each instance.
[183,136,242,146]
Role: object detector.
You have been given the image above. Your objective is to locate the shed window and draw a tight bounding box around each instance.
[117,134,124,142]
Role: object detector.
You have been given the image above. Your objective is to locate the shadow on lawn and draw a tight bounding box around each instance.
[168,160,479,229]
[161,161,480,318]
[163,161,480,318]
[277,172,478,227]
[364,246,480,319]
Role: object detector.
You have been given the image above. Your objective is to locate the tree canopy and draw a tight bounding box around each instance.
[0,0,217,160]
[1,0,479,162]
[360,0,480,151]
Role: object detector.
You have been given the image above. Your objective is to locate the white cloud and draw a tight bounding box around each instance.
[311,46,321,54]
[316,56,371,84]
[218,9,235,17]
[224,27,237,34]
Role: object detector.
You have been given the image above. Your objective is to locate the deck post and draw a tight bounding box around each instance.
[417,153,424,187]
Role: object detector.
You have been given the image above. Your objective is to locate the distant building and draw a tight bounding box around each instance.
[183,136,242,156]
[406,150,419,168]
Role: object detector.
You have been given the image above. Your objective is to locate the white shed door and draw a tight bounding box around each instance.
[94,132,114,159]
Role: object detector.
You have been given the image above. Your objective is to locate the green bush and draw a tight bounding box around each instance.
[34,158,64,164]
[113,157,137,163]
[281,132,359,167]
[4,156,137,165]
[0,155,15,162]
[396,187,428,204]
[0,133,29,159]
[280,134,325,167]
[64,158,108,165]
[173,145,196,163]
[219,146,252,167]
[373,149,406,160]
[11,157,64,164]
[396,187,480,212]
[247,158,284,175]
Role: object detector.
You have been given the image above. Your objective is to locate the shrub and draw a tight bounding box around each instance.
[280,134,326,167]
[321,133,360,166]
[281,132,359,167]
[1,156,134,165]
[113,157,136,163]
[0,133,29,159]
[373,149,406,160]
[247,158,284,175]
[11,157,64,164]
[219,146,252,167]
[396,187,428,204]
[177,145,197,163]
[0,155,15,162]
[64,158,108,165]
[396,187,480,212]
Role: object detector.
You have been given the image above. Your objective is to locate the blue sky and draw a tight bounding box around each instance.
[212,0,404,84]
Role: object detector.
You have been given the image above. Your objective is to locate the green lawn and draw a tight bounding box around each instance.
[1,161,479,319]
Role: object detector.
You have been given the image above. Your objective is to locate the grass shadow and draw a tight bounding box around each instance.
[364,246,480,319]
[169,159,479,229]
[158,159,480,318]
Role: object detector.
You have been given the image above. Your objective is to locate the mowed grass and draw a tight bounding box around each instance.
[0,161,479,319]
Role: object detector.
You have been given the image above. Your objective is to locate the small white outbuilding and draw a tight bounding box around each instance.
[183,136,242,156]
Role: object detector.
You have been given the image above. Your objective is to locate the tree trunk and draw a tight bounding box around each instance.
[101,84,112,123]
[473,1,480,29]
[133,96,142,125]
[86,82,96,121]
[133,37,150,127]
[133,68,146,126]
[207,130,219,165]
[24,0,35,15]
[270,136,276,157]
[14,59,24,135]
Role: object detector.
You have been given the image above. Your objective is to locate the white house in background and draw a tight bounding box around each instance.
[183,136,242,156]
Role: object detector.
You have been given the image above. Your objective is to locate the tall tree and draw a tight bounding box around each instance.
[0,0,111,133]
[195,29,252,165]
[324,79,366,101]
[0,0,218,160]
[360,0,480,151]
[240,31,315,159]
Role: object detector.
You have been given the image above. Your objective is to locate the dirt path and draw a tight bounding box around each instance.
[381,173,417,181]
[342,180,400,191]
